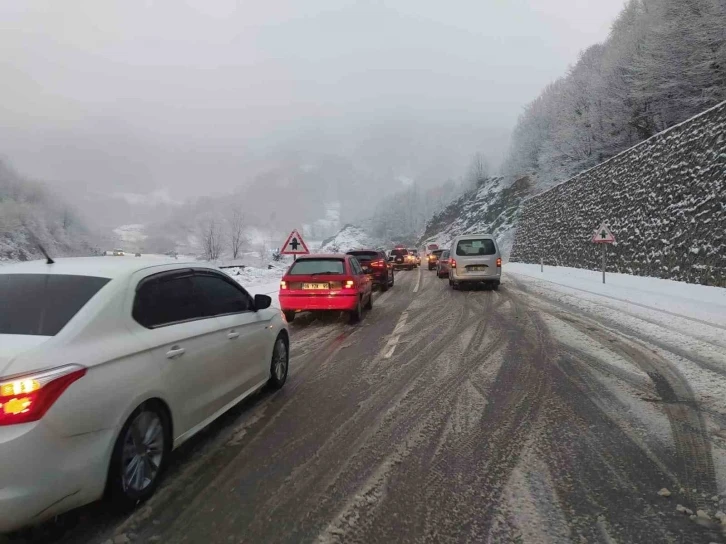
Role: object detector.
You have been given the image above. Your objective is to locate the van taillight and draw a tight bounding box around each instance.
[450,259,456,268]
[496,258,502,267]
[0,365,86,426]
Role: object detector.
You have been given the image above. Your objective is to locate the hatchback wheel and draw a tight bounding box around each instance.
[364,291,373,310]
[109,404,169,508]
[268,335,289,389]
[349,298,362,323]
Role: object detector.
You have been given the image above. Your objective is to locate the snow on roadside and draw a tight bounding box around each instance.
[223,265,285,308]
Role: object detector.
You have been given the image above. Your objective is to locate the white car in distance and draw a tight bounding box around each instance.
[0,258,289,533]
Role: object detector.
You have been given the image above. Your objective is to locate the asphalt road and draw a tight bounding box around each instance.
[7,267,724,543]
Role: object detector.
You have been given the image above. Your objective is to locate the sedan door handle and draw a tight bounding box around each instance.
[227,331,240,339]
[166,346,186,359]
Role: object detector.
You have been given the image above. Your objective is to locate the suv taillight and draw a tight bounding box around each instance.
[450,259,456,268]
[371,259,384,268]
[0,365,86,426]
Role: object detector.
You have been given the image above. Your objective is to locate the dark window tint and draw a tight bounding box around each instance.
[0,274,109,336]
[288,259,345,275]
[391,249,408,257]
[441,250,450,258]
[455,239,496,256]
[133,275,206,328]
[347,251,377,263]
[432,250,444,257]
[193,274,252,315]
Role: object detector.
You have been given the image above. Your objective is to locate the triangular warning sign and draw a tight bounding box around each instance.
[591,222,616,243]
[280,229,310,255]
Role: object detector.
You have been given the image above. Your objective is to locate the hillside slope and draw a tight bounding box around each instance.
[0,160,97,261]
[419,176,532,259]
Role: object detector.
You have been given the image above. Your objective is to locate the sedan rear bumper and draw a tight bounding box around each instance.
[0,422,113,533]
[280,293,359,312]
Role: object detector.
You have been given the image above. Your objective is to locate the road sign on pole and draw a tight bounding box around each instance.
[591,222,615,284]
[280,229,310,256]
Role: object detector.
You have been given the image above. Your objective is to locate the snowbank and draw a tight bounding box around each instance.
[505,262,726,331]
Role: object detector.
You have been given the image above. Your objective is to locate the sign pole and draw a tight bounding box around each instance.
[541,257,543,273]
[602,243,606,284]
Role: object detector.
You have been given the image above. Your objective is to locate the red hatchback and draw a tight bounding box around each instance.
[279,254,373,323]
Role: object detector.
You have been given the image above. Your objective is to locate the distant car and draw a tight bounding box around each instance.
[279,254,373,323]
[390,248,414,270]
[135,253,142,257]
[112,249,124,257]
[408,249,421,267]
[448,234,502,290]
[427,249,444,270]
[347,249,394,291]
[437,250,451,278]
[0,258,289,533]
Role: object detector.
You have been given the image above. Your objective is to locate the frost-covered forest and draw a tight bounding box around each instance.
[502,0,726,187]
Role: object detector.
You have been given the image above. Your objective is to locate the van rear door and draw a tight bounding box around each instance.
[454,238,499,277]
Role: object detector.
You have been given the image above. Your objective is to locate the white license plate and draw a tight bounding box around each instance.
[303,283,328,290]
[468,266,488,272]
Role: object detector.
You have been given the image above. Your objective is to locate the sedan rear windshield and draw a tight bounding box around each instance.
[0,274,110,336]
[391,249,408,256]
[288,259,345,275]
[456,239,496,256]
[347,251,378,262]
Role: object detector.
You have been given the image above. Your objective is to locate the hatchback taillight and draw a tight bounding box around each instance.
[280,280,288,290]
[0,365,86,426]
[344,279,355,289]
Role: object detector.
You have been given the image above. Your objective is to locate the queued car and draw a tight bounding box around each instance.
[408,249,421,266]
[389,247,415,270]
[0,258,289,533]
[437,249,451,278]
[448,234,502,290]
[279,254,373,323]
[346,249,394,291]
[427,249,444,270]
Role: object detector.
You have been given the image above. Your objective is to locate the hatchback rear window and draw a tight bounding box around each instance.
[456,239,497,256]
[288,259,345,275]
[0,274,110,336]
[391,249,408,256]
[432,250,444,257]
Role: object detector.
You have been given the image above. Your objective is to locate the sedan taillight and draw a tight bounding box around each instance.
[0,365,86,426]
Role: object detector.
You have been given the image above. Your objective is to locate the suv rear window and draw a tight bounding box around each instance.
[347,251,378,263]
[0,274,110,336]
[455,239,496,256]
[391,249,408,257]
[288,259,345,275]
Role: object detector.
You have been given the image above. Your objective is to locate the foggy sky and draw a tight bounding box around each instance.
[0,0,625,197]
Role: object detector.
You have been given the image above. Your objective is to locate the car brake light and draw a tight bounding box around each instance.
[450,259,456,268]
[280,280,288,290]
[0,365,86,426]
[496,258,502,267]
[344,280,355,289]
[370,259,383,268]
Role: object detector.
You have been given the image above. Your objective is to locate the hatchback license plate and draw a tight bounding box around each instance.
[303,283,328,290]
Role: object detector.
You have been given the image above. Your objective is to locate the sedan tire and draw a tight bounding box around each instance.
[108,402,170,510]
[268,334,289,389]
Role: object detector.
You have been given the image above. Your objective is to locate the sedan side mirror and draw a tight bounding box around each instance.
[254,294,272,311]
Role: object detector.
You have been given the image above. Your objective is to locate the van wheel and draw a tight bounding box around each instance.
[492,282,500,291]
[284,311,296,323]
[108,403,170,510]
[349,299,362,323]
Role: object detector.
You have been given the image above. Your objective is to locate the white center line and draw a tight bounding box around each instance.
[413,267,422,293]
[382,310,408,359]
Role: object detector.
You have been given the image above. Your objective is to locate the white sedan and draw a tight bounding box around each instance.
[0,257,289,533]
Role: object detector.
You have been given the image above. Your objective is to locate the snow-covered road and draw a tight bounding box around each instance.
[26,265,726,544]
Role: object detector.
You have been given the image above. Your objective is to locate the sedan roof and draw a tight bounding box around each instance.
[0,257,200,279]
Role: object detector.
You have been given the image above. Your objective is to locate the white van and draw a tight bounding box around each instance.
[448,234,502,290]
